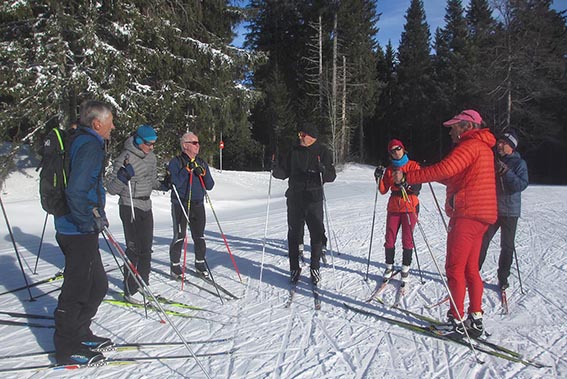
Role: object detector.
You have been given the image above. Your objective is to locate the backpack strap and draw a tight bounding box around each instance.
[52,129,68,187]
[53,128,65,152]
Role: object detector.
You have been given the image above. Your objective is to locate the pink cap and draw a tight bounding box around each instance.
[443,109,483,127]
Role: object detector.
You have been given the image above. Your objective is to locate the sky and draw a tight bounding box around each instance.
[231,0,567,50]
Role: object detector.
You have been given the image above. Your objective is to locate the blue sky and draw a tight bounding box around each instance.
[375,0,567,48]
[231,0,567,50]
[376,0,466,48]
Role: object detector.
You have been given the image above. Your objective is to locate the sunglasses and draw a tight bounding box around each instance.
[184,141,200,145]
[390,146,403,153]
[141,137,156,147]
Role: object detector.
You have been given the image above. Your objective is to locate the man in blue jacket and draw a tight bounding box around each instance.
[168,132,215,278]
[478,128,529,289]
[53,100,115,365]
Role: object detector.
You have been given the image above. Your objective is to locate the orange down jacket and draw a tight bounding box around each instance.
[379,160,420,213]
[404,128,497,224]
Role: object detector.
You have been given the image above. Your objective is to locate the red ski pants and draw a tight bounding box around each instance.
[446,217,489,319]
[384,212,417,249]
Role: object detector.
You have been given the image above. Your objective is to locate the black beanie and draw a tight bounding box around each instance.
[300,123,319,139]
[500,128,518,150]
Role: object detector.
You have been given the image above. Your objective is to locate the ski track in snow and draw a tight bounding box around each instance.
[0,164,566,378]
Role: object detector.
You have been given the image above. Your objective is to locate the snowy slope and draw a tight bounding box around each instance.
[0,163,566,378]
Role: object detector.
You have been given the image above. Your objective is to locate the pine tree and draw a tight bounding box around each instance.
[0,0,260,182]
[465,0,497,112]
[395,0,436,161]
[490,0,567,141]
[369,41,396,164]
[432,0,472,159]
[434,0,470,112]
[335,0,378,162]
[246,0,311,161]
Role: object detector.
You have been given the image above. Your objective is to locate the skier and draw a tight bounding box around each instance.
[167,132,215,278]
[392,109,497,339]
[478,128,528,289]
[273,123,336,285]
[53,100,115,364]
[106,124,168,304]
[374,139,421,284]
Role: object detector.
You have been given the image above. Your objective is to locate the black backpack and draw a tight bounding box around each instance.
[38,128,73,216]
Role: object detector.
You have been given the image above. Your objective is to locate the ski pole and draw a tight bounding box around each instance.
[326,204,342,256]
[318,156,337,291]
[513,247,524,295]
[102,232,150,318]
[400,186,425,284]
[414,218,483,363]
[0,195,35,302]
[102,233,126,277]
[181,173,193,289]
[33,212,49,274]
[204,259,223,304]
[173,182,225,303]
[123,154,135,223]
[198,175,242,283]
[408,221,425,285]
[365,182,379,281]
[428,182,447,232]
[259,154,274,284]
[99,217,212,379]
[172,183,191,290]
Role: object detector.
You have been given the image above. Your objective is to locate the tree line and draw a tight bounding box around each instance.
[1,0,566,183]
[0,0,263,182]
[246,0,567,183]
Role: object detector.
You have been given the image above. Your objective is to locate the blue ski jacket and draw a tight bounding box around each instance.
[496,151,528,217]
[168,153,214,204]
[55,127,107,235]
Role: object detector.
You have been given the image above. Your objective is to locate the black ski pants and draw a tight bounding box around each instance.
[169,201,206,265]
[287,196,324,271]
[119,205,154,296]
[478,216,518,285]
[54,233,108,356]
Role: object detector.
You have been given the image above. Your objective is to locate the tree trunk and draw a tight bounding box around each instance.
[340,55,347,163]
[318,15,324,122]
[331,13,338,163]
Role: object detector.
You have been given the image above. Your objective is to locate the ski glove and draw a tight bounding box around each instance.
[496,160,509,176]
[393,170,410,189]
[117,163,135,185]
[91,208,109,233]
[94,215,109,233]
[188,158,206,177]
[317,161,326,175]
[374,166,385,181]
[159,168,172,191]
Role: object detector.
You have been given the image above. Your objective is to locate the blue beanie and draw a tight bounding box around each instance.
[134,124,157,145]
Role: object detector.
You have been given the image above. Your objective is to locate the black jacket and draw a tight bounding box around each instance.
[273,141,336,201]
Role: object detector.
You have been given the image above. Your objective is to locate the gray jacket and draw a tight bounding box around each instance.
[107,136,161,212]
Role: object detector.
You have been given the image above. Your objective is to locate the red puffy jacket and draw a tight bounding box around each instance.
[379,160,420,213]
[405,128,497,224]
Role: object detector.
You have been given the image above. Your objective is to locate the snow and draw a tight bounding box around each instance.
[0,161,566,378]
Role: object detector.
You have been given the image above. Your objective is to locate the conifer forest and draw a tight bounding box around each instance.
[1,0,566,183]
